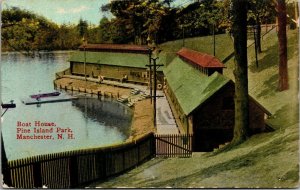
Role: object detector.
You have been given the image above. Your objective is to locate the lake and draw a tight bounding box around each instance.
[1,52,133,160]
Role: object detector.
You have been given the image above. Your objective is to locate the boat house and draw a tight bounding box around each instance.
[69,44,164,86]
[164,48,271,152]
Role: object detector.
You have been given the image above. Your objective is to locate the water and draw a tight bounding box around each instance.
[1,52,133,160]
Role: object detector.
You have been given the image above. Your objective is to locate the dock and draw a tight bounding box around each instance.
[21,94,78,105]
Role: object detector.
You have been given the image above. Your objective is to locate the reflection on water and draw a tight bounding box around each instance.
[1,52,133,160]
[72,97,132,138]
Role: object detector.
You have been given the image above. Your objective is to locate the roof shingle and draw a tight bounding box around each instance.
[68,51,165,71]
[177,48,225,68]
[79,44,150,54]
[163,56,230,115]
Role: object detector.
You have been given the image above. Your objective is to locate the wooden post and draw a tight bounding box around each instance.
[69,156,78,188]
[32,161,42,188]
[137,143,140,164]
[95,152,106,179]
[122,151,125,171]
[148,48,152,104]
[152,133,156,158]
[153,58,157,128]
[1,134,12,187]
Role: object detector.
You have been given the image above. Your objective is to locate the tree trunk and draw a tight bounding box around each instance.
[277,0,289,91]
[231,0,250,144]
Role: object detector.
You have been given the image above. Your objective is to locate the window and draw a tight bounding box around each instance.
[222,97,234,110]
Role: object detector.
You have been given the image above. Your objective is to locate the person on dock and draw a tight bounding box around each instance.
[121,74,128,83]
[98,75,104,84]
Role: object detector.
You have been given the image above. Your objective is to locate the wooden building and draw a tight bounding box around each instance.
[164,48,271,152]
[69,44,164,86]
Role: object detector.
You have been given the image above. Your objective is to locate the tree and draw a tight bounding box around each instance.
[55,23,81,49]
[275,0,289,91]
[98,17,111,43]
[2,7,61,53]
[231,0,250,145]
[141,1,168,45]
[101,0,172,45]
[77,18,88,38]
[248,0,276,53]
[175,1,228,40]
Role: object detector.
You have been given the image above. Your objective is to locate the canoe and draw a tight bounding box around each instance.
[30,91,60,99]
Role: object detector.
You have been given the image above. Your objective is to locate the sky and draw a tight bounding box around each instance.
[1,0,184,26]
[1,0,111,25]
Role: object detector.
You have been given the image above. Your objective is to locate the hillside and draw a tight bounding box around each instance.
[88,30,299,188]
[158,33,234,66]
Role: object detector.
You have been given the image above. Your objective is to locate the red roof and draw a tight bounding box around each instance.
[177,48,225,68]
[79,44,150,54]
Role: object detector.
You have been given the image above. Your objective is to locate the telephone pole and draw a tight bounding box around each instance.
[148,48,153,104]
[146,51,163,128]
[152,57,158,128]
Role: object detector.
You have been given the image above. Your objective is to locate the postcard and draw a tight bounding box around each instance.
[1,0,299,188]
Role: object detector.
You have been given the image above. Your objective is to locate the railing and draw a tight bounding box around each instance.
[55,68,71,79]
[155,134,193,158]
[4,133,155,188]
[247,24,278,40]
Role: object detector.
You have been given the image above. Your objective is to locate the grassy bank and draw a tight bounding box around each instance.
[159,33,234,66]
[88,29,299,188]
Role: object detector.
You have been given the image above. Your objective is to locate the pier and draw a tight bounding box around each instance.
[21,94,78,105]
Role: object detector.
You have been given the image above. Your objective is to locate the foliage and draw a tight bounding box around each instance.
[99,0,230,45]
[2,0,284,51]
[248,0,276,25]
[176,0,228,39]
[1,7,97,53]
[247,0,276,53]
[77,18,88,38]
[2,7,60,54]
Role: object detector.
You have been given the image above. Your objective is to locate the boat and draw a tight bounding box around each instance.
[30,91,60,99]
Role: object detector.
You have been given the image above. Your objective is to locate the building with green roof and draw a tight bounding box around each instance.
[69,44,164,86]
[66,44,271,152]
[164,48,271,152]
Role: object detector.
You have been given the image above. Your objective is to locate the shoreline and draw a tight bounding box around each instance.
[1,50,75,54]
[54,78,155,140]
